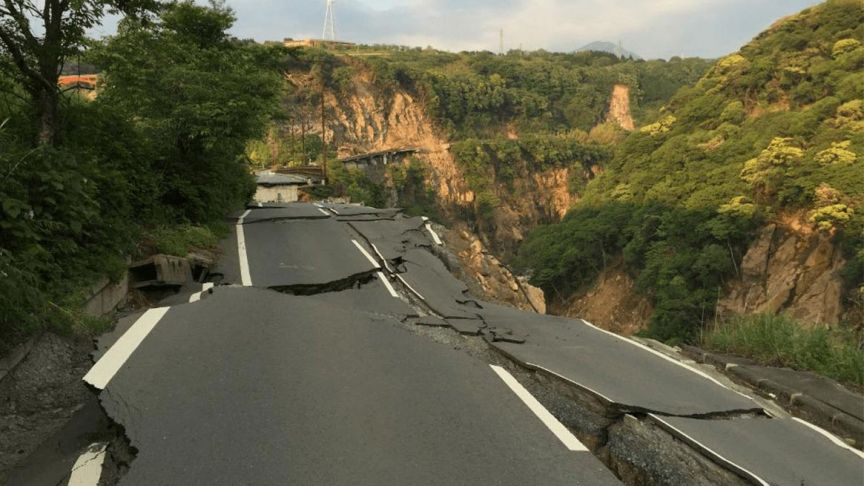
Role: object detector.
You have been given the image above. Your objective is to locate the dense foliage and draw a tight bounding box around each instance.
[362,49,711,137]
[0,2,282,351]
[517,0,864,342]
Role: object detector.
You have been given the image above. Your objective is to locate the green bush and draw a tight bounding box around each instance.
[704,314,864,387]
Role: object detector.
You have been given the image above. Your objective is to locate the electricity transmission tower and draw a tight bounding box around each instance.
[322,0,336,41]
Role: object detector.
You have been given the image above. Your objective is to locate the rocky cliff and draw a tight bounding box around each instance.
[718,219,846,326]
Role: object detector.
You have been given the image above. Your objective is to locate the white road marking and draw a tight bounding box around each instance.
[490,365,588,452]
[68,442,108,486]
[83,307,170,389]
[237,209,252,287]
[188,282,215,303]
[370,243,394,272]
[792,417,864,459]
[395,274,425,301]
[580,319,751,399]
[328,207,340,215]
[648,414,770,486]
[377,271,399,298]
[351,239,381,269]
[314,202,323,208]
[316,208,331,216]
[421,216,443,245]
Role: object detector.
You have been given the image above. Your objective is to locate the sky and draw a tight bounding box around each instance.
[93,0,821,59]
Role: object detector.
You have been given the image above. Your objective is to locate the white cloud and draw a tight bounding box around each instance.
[93,0,821,59]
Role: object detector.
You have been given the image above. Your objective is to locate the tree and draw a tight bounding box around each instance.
[89,0,283,221]
[0,0,158,145]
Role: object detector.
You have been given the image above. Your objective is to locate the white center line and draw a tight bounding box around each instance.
[188,282,215,303]
[490,365,588,452]
[421,216,443,245]
[351,239,381,269]
[377,271,399,298]
[237,209,252,287]
[83,307,170,390]
[68,442,108,486]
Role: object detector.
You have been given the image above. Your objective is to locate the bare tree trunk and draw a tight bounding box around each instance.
[36,87,59,145]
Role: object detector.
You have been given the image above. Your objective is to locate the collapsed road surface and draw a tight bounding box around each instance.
[11,203,864,485]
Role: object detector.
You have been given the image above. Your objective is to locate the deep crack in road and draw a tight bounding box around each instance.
[13,203,863,486]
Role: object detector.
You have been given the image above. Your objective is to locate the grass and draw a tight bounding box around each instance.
[703,313,864,387]
[145,223,228,257]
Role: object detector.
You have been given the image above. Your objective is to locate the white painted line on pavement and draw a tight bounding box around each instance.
[237,209,252,286]
[648,414,769,486]
[351,239,381,269]
[328,207,340,215]
[83,307,170,390]
[377,271,399,298]
[395,274,426,301]
[421,216,443,245]
[188,282,215,303]
[580,319,750,398]
[68,442,108,486]
[490,365,588,452]
[317,208,331,216]
[314,202,323,207]
[370,243,394,272]
[792,417,864,459]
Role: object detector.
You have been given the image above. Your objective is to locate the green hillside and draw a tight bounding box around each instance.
[515,0,864,342]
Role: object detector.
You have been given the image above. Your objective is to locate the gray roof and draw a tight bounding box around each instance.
[256,172,309,186]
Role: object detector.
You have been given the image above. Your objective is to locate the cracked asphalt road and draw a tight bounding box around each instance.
[21,202,863,485]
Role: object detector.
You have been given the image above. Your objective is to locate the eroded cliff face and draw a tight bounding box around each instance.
[607,84,635,131]
[311,65,578,260]
[718,221,846,326]
[550,264,652,336]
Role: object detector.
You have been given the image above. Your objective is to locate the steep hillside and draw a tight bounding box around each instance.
[516,0,864,342]
[259,48,710,258]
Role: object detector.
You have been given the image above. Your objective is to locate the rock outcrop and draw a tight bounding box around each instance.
[718,223,845,325]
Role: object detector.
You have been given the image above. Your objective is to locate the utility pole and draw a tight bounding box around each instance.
[499,29,504,55]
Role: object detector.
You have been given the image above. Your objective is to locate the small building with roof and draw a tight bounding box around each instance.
[254,171,311,203]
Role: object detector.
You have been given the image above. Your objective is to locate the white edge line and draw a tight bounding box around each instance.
[317,208,330,216]
[376,271,399,298]
[648,414,770,486]
[395,274,425,301]
[581,318,750,398]
[351,239,381,269]
[490,365,588,452]
[68,442,108,486]
[83,307,170,390]
[421,216,443,245]
[237,209,252,287]
[792,417,864,459]
[370,243,394,272]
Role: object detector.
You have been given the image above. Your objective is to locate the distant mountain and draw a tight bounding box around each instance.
[576,41,641,60]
